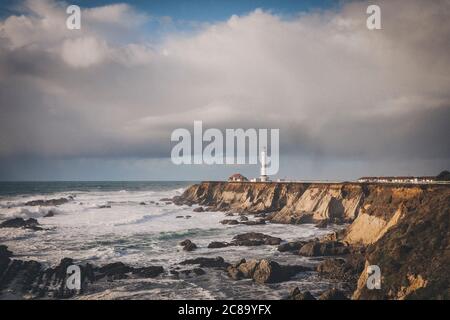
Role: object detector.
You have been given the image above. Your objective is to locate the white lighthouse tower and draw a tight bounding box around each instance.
[260,148,269,182]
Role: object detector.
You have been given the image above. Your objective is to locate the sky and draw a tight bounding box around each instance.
[0,0,449,181]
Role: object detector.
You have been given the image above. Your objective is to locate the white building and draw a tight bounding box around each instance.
[260,148,270,182]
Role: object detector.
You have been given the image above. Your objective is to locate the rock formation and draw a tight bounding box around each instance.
[176,181,450,300]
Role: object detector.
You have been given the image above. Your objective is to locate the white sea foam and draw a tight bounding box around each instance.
[0,185,342,299]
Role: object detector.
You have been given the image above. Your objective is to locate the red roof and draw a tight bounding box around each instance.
[229,173,248,180]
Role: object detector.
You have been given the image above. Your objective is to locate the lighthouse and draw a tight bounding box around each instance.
[260,148,269,182]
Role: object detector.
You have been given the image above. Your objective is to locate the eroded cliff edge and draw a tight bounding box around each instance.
[176,181,450,299]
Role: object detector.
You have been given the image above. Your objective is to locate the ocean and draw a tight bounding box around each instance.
[0,181,341,299]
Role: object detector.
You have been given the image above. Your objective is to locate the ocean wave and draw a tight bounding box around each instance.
[0,206,64,220]
[157,228,221,241]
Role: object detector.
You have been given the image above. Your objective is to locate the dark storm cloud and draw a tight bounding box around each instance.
[0,0,449,180]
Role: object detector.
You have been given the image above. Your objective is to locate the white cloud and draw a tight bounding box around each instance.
[61,36,109,68]
[0,0,449,167]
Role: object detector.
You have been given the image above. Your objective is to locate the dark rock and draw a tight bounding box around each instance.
[179,239,197,251]
[0,218,43,231]
[193,207,204,212]
[319,288,348,300]
[185,215,192,219]
[43,210,57,218]
[231,232,282,246]
[255,213,268,218]
[183,242,197,251]
[179,239,192,246]
[176,216,184,219]
[208,241,229,249]
[239,216,249,222]
[220,219,239,225]
[253,259,309,284]
[227,259,311,283]
[132,266,164,278]
[298,241,349,257]
[98,262,132,277]
[315,220,328,228]
[289,287,316,300]
[25,198,69,206]
[278,241,306,252]
[316,254,365,285]
[180,256,230,269]
[0,247,168,299]
[0,245,13,260]
[139,202,146,205]
[192,268,206,276]
[240,219,266,226]
[98,205,111,209]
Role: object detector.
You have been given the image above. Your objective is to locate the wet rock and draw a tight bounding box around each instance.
[192,268,206,276]
[193,207,204,213]
[236,259,259,278]
[176,216,184,219]
[99,262,132,278]
[180,256,230,269]
[226,265,243,280]
[179,239,197,251]
[239,216,249,222]
[25,198,69,206]
[316,254,365,285]
[98,205,111,209]
[278,241,306,252]
[315,220,328,228]
[231,232,282,246]
[139,202,146,205]
[227,259,311,283]
[240,219,266,226]
[0,245,13,260]
[0,218,43,231]
[132,266,164,278]
[298,241,349,257]
[319,288,348,300]
[183,242,197,251]
[289,287,316,300]
[208,241,229,249]
[254,213,268,218]
[220,219,239,225]
[43,210,57,218]
[253,259,309,284]
[0,247,167,299]
[185,215,192,219]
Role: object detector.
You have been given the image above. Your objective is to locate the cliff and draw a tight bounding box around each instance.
[178,181,450,299]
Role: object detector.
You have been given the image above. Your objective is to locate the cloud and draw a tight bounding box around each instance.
[61,36,109,68]
[0,0,449,178]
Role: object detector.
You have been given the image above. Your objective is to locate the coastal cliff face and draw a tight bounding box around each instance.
[179,181,450,299]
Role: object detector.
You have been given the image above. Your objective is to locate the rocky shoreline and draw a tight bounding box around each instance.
[173,181,450,300]
[0,181,448,300]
